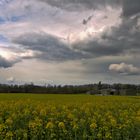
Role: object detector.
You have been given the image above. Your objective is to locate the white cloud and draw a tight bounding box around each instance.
[109,62,140,75]
[6,76,15,83]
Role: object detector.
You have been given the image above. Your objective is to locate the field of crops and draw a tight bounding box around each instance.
[0,94,140,140]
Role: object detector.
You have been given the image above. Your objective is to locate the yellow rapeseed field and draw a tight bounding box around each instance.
[0,94,140,140]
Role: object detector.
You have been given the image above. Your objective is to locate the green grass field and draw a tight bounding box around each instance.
[0,94,140,139]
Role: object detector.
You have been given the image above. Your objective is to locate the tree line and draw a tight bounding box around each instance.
[0,82,139,95]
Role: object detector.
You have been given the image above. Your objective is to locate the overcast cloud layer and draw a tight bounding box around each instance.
[0,0,140,84]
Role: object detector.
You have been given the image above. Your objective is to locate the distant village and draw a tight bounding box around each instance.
[86,82,140,96]
[0,82,139,96]
[86,88,135,96]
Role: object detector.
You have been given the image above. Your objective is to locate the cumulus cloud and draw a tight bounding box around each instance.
[109,62,140,75]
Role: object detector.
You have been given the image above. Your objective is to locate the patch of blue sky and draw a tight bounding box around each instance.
[0,17,6,24]
[0,15,26,24]
[0,34,9,43]
[0,0,14,6]
[10,15,26,22]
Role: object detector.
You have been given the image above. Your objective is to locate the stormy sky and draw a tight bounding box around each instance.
[0,0,140,85]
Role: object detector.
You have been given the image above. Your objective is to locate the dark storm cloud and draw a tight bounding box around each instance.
[39,0,121,11]
[73,38,123,57]
[122,0,140,18]
[13,32,87,61]
[0,55,20,68]
[73,15,140,57]
[13,13,140,62]
[39,0,140,18]
[8,0,140,70]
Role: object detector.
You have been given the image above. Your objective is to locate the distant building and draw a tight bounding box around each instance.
[100,89,117,95]
[86,88,118,95]
[86,90,100,95]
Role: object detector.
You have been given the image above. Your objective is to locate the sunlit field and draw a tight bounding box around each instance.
[0,94,140,139]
